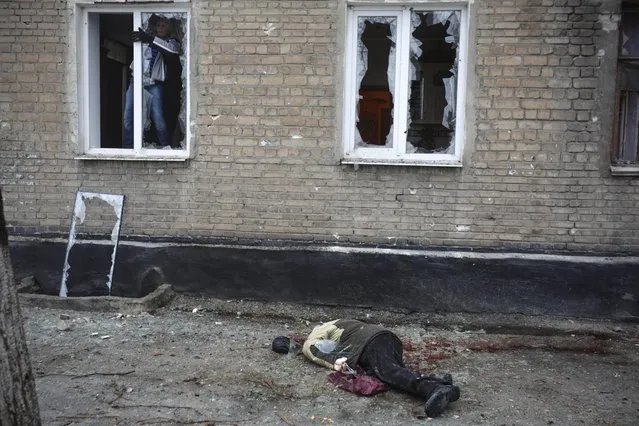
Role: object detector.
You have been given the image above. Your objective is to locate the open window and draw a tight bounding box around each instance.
[613,3,639,174]
[77,5,190,159]
[342,6,468,166]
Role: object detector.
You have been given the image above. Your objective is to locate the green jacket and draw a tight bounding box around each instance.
[302,319,400,369]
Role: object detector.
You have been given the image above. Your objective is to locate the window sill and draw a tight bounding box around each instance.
[610,165,639,176]
[75,152,189,162]
[341,158,462,167]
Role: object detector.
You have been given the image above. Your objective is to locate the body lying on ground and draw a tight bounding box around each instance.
[273,319,460,418]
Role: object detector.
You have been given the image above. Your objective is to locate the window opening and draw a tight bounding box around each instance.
[99,14,133,149]
[139,12,186,150]
[617,7,639,163]
[344,7,467,165]
[355,17,397,147]
[407,11,459,154]
[87,10,187,152]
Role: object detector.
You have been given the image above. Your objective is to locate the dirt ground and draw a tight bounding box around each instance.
[22,294,639,426]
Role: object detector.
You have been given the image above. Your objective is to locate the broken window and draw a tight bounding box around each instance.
[356,17,397,148]
[616,6,639,165]
[407,11,460,154]
[344,6,467,165]
[79,6,189,157]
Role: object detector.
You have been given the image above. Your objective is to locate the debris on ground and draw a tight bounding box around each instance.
[23,297,639,425]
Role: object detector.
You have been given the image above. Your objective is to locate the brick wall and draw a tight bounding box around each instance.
[1,0,638,253]
[472,0,636,251]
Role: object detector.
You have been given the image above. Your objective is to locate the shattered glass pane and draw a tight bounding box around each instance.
[355,16,396,147]
[406,11,459,154]
[140,12,188,150]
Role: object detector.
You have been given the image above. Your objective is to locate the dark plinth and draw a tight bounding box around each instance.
[9,240,639,320]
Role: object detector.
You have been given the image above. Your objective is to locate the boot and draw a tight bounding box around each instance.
[450,384,460,402]
[420,373,453,385]
[424,385,460,418]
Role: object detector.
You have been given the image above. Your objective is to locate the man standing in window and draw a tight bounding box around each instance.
[123,16,182,149]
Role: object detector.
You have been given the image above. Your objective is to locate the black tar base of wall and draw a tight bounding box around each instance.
[9,240,639,321]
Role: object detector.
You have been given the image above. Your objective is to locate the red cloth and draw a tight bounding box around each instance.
[327,371,389,396]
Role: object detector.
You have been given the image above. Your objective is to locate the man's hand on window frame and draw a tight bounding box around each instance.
[131,27,153,44]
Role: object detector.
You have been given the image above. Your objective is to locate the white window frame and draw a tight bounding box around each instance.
[76,3,191,161]
[342,3,469,167]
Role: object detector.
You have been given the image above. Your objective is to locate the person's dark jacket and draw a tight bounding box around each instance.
[302,319,402,369]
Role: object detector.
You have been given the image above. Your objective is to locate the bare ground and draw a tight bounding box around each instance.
[22,295,639,426]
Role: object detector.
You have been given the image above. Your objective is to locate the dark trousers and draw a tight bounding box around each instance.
[358,333,445,399]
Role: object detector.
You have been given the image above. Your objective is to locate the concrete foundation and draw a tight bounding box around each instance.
[10,239,639,320]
